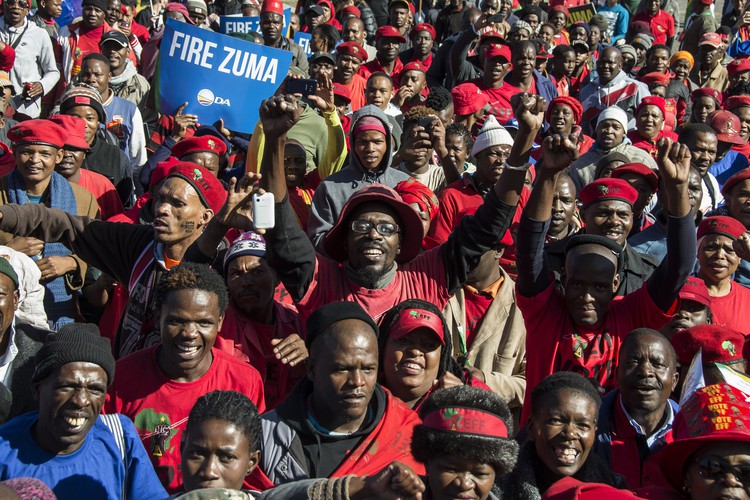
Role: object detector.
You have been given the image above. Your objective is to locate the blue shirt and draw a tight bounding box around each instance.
[709,150,749,188]
[0,412,167,500]
[597,4,629,43]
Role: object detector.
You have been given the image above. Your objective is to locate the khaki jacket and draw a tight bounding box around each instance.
[443,268,527,410]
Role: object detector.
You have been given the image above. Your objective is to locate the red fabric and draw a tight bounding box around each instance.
[469,79,516,123]
[105,347,265,494]
[662,96,678,133]
[98,282,128,349]
[401,51,433,71]
[627,130,678,158]
[633,11,675,45]
[570,65,590,98]
[463,288,494,348]
[360,57,404,82]
[149,114,197,153]
[215,302,305,409]
[337,74,367,112]
[131,21,150,45]
[517,282,675,423]
[64,22,138,81]
[77,168,124,220]
[107,193,149,222]
[732,141,750,158]
[707,280,750,335]
[329,388,425,477]
[552,30,569,47]
[288,170,320,232]
[0,142,15,178]
[606,394,673,488]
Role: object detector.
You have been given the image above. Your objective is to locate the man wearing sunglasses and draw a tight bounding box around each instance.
[0,0,59,119]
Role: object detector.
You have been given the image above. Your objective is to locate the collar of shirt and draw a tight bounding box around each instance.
[0,319,18,382]
[464,275,504,299]
[619,393,678,449]
[6,18,28,33]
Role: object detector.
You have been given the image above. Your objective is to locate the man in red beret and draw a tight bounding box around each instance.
[726,57,750,90]
[170,135,227,177]
[724,95,750,158]
[0,119,99,329]
[671,324,747,385]
[0,160,254,358]
[659,277,713,340]
[334,41,368,112]
[399,23,435,70]
[392,61,427,112]
[694,215,750,335]
[361,26,405,79]
[611,162,659,237]
[260,0,309,74]
[705,110,749,187]
[516,134,696,422]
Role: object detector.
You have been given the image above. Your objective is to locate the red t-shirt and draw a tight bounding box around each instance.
[359,57,404,82]
[634,11,675,45]
[472,79,516,123]
[105,346,265,493]
[77,168,124,220]
[463,287,495,349]
[708,280,750,335]
[627,130,678,159]
[516,282,674,422]
[338,73,368,112]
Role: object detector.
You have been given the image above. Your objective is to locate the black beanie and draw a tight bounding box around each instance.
[32,323,116,386]
[82,0,109,12]
[305,301,379,349]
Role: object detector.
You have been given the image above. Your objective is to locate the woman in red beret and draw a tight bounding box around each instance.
[540,96,595,156]
[694,215,750,335]
[627,96,679,158]
[724,95,750,159]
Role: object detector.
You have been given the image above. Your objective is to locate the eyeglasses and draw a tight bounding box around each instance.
[350,220,400,236]
[4,0,28,6]
[696,457,750,487]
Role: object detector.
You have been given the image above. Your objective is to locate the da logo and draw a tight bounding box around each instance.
[197,89,232,107]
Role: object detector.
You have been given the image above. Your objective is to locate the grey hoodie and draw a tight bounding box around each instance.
[307,105,411,251]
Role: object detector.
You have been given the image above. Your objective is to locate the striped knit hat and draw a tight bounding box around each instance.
[59,84,106,123]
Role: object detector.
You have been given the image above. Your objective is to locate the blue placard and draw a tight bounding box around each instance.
[219,8,291,35]
[294,32,313,57]
[158,18,292,134]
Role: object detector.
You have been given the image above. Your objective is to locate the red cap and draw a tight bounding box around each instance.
[479,30,505,42]
[579,178,638,209]
[339,5,360,17]
[691,87,723,106]
[333,83,351,103]
[636,95,666,119]
[485,43,511,62]
[47,115,90,150]
[660,384,750,490]
[150,157,180,187]
[610,162,659,194]
[699,32,723,47]
[678,276,711,308]
[7,119,67,149]
[725,95,750,111]
[697,215,746,240]
[542,477,643,500]
[698,0,714,5]
[727,57,750,75]
[317,0,335,16]
[167,163,228,212]
[546,96,583,125]
[164,3,195,24]
[401,60,427,74]
[451,82,490,116]
[260,0,284,15]
[336,41,367,61]
[410,23,436,40]
[671,325,746,365]
[721,168,750,196]
[388,307,445,345]
[641,71,671,87]
[706,110,747,145]
[375,25,406,43]
[395,178,439,222]
[171,136,227,160]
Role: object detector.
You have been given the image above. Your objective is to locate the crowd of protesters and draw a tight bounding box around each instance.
[0,0,747,498]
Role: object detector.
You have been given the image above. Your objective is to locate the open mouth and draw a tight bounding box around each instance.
[553,446,580,465]
[398,360,424,375]
[176,344,201,359]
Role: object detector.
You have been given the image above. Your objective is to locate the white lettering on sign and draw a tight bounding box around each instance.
[167,31,279,84]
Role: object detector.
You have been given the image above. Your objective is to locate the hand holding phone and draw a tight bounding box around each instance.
[252,192,275,230]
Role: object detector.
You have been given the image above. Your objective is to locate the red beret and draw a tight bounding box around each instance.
[691,87,723,106]
[171,136,227,160]
[679,276,711,308]
[333,82,351,103]
[410,23,436,40]
[151,157,181,186]
[395,178,439,222]
[611,162,659,194]
[671,325,746,365]
[167,163,228,213]
[706,109,747,145]
[725,95,750,111]
[401,60,427,74]
[542,477,643,500]
[728,57,750,76]
[7,119,67,149]
[479,30,505,43]
[47,114,90,150]
[721,168,750,196]
[636,95,666,119]
[260,0,284,16]
[375,25,406,43]
[340,5,360,17]
[549,4,569,16]
[697,215,746,240]
[336,41,367,61]
[485,43,511,62]
[451,82,490,116]
[641,71,671,87]
[579,178,638,209]
[546,96,583,125]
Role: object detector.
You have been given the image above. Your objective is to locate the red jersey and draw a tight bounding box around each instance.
[105,347,265,493]
[516,282,674,422]
[77,168,124,220]
[633,11,675,45]
[338,74,368,111]
[708,280,750,335]
[471,79,516,123]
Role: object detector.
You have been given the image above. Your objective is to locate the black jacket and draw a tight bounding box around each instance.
[5,322,50,423]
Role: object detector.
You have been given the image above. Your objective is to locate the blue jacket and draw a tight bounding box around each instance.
[534,69,559,106]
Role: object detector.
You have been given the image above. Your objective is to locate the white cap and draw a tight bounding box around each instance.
[471,115,514,156]
[596,106,629,131]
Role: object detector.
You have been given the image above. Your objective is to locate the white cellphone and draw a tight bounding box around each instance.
[252,192,275,230]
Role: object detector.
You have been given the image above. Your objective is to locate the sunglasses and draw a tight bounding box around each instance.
[696,457,750,487]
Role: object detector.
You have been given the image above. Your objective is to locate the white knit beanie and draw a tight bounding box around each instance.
[471,115,514,156]
[596,106,629,131]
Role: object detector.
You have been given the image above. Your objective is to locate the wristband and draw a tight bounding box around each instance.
[504,162,531,171]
